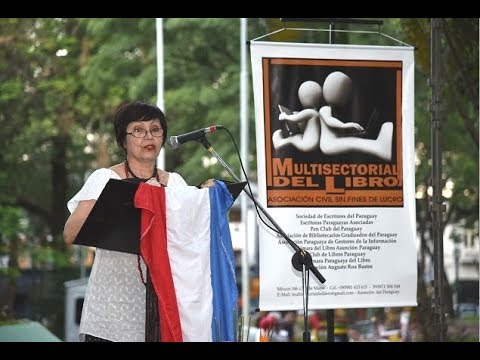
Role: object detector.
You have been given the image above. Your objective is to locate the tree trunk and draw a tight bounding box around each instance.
[51,134,69,248]
[0,236,20,321]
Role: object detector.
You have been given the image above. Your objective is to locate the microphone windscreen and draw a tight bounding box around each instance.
[166,136,178,149]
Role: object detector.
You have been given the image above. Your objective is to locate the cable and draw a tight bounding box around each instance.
[220,127,281,235]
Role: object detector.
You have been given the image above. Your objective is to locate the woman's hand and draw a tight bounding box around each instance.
[146,178,162,187]
[199,178,215,188]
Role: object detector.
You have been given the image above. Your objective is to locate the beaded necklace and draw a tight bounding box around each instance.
[124,158,159,286]
[124,158,159,183]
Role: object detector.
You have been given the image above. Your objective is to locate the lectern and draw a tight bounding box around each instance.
[74,179,244,342]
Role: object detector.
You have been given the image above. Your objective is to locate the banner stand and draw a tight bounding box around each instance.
[250,18,416,343]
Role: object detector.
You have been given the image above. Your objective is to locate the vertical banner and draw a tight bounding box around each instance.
[250,41,416,310]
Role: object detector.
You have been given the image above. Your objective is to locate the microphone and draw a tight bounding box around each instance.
[167,125,222,149]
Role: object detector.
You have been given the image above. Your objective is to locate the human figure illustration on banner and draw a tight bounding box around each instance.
[273,80,323,152]
[272,71,393,161]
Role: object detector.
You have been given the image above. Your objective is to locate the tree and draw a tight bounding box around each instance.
[0,18,89,248]
[0,207,22,321]
[250,18,479,341]
[1,18,477,341]
[161,19,244,184]
[401,18,479,341]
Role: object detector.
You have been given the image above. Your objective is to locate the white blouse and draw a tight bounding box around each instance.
[67,168,187,342]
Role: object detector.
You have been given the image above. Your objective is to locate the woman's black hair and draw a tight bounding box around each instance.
[113,101,168,152]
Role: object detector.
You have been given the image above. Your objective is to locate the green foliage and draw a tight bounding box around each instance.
[0,267,21,279]
[400,18,479,341]
[0,78,23,101]
[0,207,22,240]
[29,246,70,269]
[0,207,23,282]
[403,19,479,227]
[0,318,30,326]
[160,19,246,184]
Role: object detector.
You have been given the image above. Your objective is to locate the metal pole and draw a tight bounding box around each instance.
[240,18,250,341]
[326,22,335,343]
[281,18,383,26]
[454,243,460,308]
[430,18,446,342]
[156,18,165,170]
[329,22,336,45]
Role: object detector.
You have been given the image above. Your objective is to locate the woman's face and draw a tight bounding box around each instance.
[124,119,163,162]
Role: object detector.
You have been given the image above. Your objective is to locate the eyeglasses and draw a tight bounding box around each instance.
[126,128,164,138]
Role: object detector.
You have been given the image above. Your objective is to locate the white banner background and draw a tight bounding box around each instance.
[250,42,416,310]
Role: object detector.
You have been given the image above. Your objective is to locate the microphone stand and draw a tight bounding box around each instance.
[197,137,326,342]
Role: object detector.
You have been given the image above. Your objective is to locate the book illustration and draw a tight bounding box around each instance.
[278,104,301,136]
[336,107,379,137]
[278,104,292,115]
